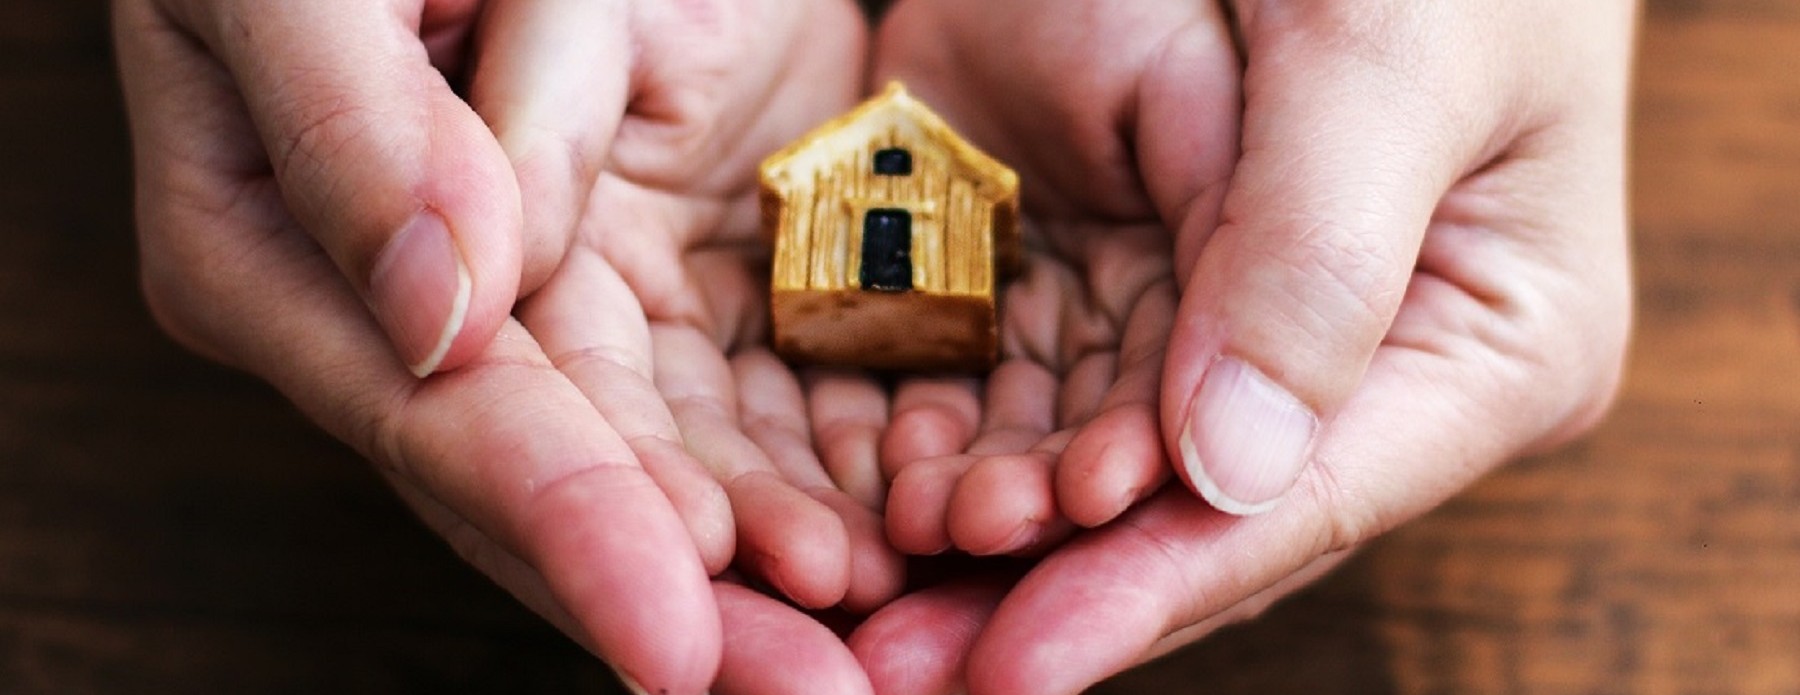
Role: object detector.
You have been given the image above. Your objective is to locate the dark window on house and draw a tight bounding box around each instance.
[873,147,913,176]
[860,208,913,292]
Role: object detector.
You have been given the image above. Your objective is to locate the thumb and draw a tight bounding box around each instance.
[1162,15,1499,515]
[199,1,522,376]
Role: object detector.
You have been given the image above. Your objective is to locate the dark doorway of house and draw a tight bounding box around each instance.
[861,208,913,292]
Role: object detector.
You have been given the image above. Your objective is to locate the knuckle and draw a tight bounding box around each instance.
[1572,312,1630,422]
[1532,279,1631,449]
[1245,0,1479,126]
[549,344,653,385]
[1247,215,1408,359]
[1294,459,1384,556]
[1250,0,1427,66]
[268,89,376,205]
[138,262,212,356]
[134,206,240,361]
[362,382,413,478]
[1294,218,1407,319]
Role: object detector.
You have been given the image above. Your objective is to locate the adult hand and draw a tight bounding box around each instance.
[850,0,1635,692]
[113,0,892,692]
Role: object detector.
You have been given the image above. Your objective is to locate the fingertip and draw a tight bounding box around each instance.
[811,488,907,614]
[520,468,721,695]
[850,582,1008,695]
[417,262,514,377]
[366,211,463,377]
[607,666,654,695]
[1173,357,1316,516]
[885,456,974,555]
[806,371,892,510]
[409,129,526,377]
[634,437,737,575]
[881,406,975,480]
[1055,447,1131,528]
[818,421,890,510]
[946,454,1059,556]
[207,3,527,380]
[882,379,981,479]
[964,574,1142,695]
[1136,16,1242,238]
[716,583,876,695]
[729,472,851,609]
[1056,406,1168,528]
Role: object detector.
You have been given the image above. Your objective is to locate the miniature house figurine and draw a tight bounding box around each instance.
[760,82,1021,372]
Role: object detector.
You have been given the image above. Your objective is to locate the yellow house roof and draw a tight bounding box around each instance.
[759,82,1019,199]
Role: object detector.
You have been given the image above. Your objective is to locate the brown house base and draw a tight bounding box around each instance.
[771,289,998,372]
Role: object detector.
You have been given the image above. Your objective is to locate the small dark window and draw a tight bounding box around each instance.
[860,208,913,292]
[873,147,913,176]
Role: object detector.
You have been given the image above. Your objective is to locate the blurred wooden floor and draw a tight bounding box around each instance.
[3,1,1797,693]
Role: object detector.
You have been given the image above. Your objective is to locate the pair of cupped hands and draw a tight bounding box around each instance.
[115,0,1634,692]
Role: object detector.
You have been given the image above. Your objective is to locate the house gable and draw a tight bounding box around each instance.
[761,83,1017,202]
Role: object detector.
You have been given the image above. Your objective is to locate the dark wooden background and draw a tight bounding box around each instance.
[3,1,1796,693]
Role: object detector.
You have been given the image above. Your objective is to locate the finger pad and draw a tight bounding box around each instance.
[634,437,736,574]
[850,582,1007,695]
[1057,408,1168,527]
[729,473,851,608]
[520,468,720,694]
[716,583,875,695]
[813,490,907,613]
[884,456,973,555]
[949,454,1058,555]
[881,407,975,479]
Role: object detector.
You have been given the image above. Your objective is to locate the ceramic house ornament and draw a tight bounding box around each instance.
[760,82,1021,371]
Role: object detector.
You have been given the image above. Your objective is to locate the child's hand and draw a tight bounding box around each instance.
[850,0,1634,692]
[114,0,889,692]
[848,0,1241,556]
[864,0,1245,554]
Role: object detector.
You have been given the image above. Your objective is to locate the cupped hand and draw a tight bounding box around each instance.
[864,0,1242,555]
[114,0,894,691]
[848,0,1636,692]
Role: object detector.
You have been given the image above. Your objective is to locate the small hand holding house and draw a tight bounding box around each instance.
[760,82,1021,372]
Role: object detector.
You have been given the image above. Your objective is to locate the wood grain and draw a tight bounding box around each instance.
[1,1,1795,693]
[763,84,1017,370]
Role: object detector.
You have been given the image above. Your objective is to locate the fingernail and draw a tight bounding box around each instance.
[991,520,1044,555]
[610,666,650,695]
[1179,357,1316,515]
[369,211,471,377]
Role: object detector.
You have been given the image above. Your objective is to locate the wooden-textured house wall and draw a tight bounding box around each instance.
[769,127,999,297]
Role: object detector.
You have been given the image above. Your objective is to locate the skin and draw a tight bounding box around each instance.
[835,0,1636,692]
[115,0,1636,691]
[866,0,1239,557]
[114,0,894,692]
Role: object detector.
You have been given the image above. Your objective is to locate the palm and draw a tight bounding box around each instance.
[383,0,917,685]
[846,0,1632,692]
[419,0,911,687]
[850,135,1631,695]
[121,0,900,689]
[862,0,1241,555]
[494,0,912,614]
[825,2,1244,686]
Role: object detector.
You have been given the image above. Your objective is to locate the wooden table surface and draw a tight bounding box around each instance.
[3,1,1796,693]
